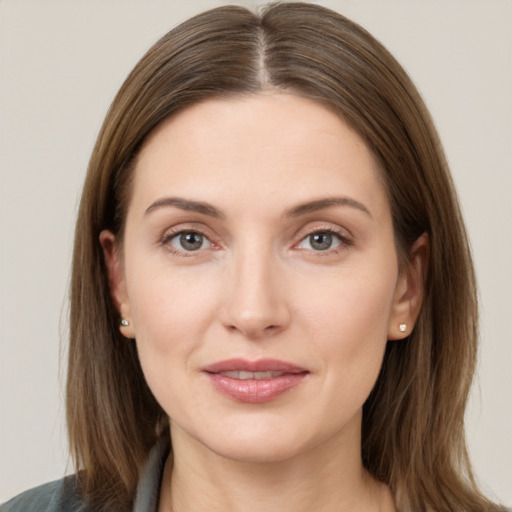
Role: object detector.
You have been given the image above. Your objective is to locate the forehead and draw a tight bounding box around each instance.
[129,93,389,220]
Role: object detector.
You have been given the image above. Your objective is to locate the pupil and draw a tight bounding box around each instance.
[311,233,332,250]
[180,233,203,251]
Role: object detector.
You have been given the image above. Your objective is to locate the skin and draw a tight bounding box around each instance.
[101,93,427,512]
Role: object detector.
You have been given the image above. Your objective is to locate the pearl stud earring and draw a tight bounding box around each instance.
[399,323,407,332]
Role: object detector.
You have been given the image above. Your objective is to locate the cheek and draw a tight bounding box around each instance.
[124,253,224,373]
[298,260,398,391]
[303,263,397,341]
[125,264,221,416]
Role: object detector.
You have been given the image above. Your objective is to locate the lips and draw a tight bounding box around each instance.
[202,358,308,403]
[218,370,286,380]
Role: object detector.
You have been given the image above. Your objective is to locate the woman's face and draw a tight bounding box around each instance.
[102,93,421,463]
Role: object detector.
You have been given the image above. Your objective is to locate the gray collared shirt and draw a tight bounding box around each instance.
[1,438,170,512]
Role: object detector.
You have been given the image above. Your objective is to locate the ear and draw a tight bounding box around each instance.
[388,232,429,340]
[99,230,135,339]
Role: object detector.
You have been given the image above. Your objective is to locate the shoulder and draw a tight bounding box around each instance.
[1,476,92,512]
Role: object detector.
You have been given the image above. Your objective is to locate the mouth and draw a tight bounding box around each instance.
[202,358,309,403]
[216,370,289,380]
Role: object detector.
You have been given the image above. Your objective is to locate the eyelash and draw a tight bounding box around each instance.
[160,225,353,258]
[295,226,353,255]
[160,228,217,257]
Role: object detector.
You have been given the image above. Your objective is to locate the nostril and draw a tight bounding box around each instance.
[223,320,284,339]
[219,289,291,338]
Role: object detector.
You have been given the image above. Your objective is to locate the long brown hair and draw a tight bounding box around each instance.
[67,3,502,511]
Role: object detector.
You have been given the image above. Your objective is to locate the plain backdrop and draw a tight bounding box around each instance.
[1,0,511,505]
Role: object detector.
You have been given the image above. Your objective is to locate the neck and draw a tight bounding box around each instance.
[158,420,395,512]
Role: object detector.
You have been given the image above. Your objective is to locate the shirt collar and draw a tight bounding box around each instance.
[133,436,170,512]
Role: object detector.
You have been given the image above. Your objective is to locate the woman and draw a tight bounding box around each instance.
[1,3,508,512]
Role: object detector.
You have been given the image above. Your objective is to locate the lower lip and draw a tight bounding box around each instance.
[205,373,307,403]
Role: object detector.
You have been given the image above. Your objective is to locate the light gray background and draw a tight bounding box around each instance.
[1,0,511,505]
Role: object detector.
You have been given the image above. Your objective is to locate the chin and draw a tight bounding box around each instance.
[180,412,349,466]
[205,435,309,464]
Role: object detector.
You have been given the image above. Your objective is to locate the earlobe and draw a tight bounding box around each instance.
[99,230,135,339]
[388,232,429,340]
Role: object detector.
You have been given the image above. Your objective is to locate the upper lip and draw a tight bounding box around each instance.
[202,358,307,374]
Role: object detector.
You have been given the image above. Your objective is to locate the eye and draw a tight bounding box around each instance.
[297,231,343,251]
[167,231,212,252]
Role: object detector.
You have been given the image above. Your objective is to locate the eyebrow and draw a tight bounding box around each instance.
[285,197,372,218]
[145,197,225,219]
[144,195,371,220]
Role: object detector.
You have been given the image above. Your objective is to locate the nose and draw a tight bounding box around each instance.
[219,246,291,340]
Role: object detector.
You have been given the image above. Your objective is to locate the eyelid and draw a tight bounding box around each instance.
[158,221,353,257]
[297,222,352,241]
[292,223,354,253]
[159,223,221,256]
[169,231,211,251]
